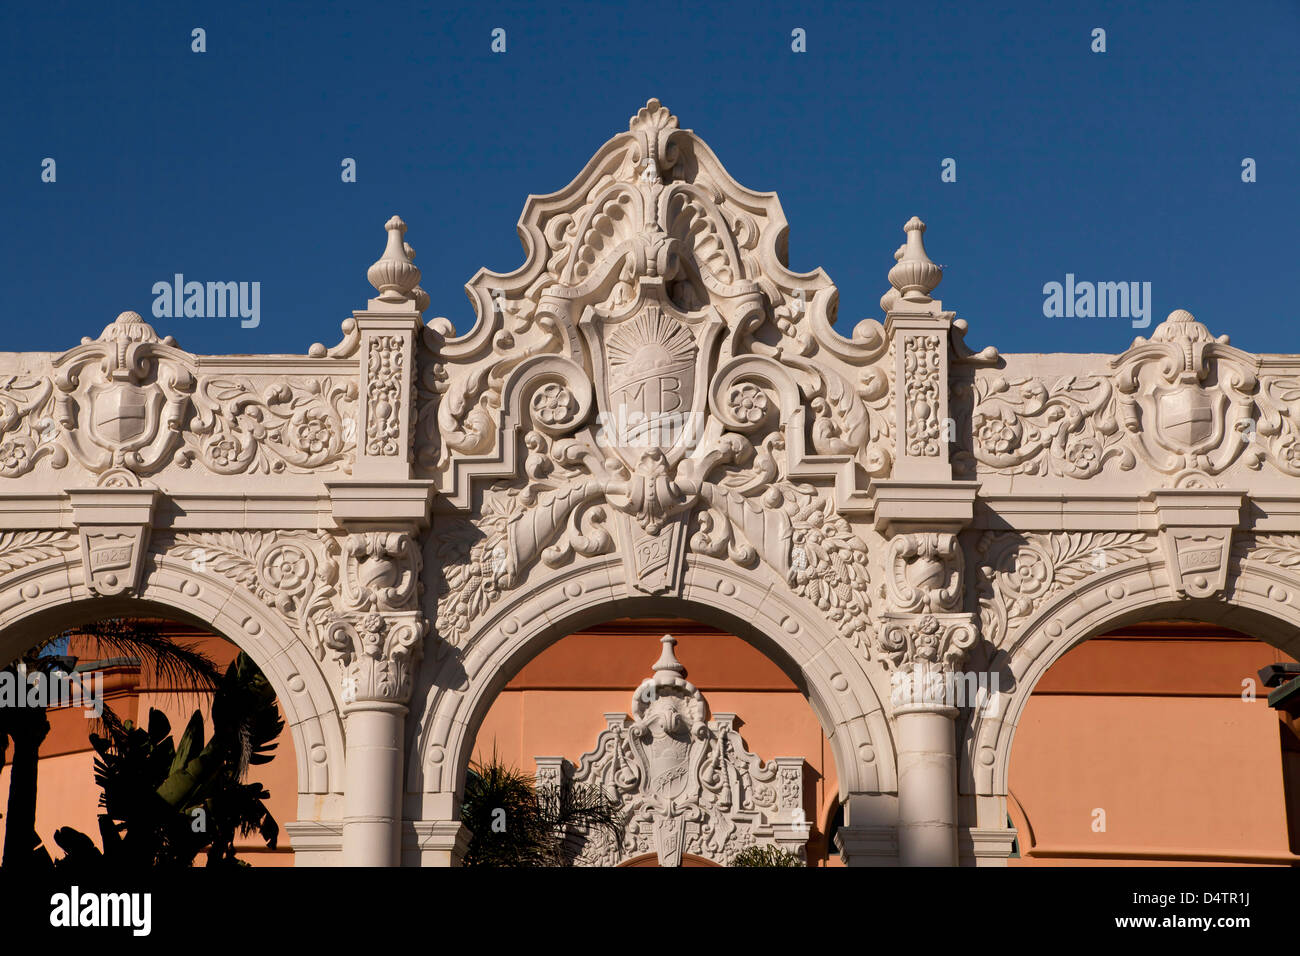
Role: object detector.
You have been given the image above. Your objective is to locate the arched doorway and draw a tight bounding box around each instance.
[466,616,840,865]
[1007,620,1299,864]
[0,615,299,865]
[964,555,1300,866]
[0,550,346,865]
[412,555,896,866]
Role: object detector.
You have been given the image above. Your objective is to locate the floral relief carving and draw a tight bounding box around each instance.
[975,531,1159,647]
[366,335,404,456]
[184,375,357,474]
[953,373,1135,479]
[0,376,66,477]
[171,531,341,653]
[903,335,941,457]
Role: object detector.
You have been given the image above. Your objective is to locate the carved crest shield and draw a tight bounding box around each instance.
[582,294,722,472]
[1154,384,1222,453]
[88,382,156,447]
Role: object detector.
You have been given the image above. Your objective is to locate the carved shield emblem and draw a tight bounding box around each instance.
[603,306,698,462]
[1156,385,1218,451]
[90,383,151,445]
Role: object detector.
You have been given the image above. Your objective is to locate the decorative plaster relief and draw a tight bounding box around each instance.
[975,531,1158,647]
[536,635,808,866]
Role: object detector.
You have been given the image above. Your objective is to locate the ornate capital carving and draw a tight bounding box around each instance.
[324,609,426,706]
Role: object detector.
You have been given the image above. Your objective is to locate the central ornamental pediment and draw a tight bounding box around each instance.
[427,99,898,651]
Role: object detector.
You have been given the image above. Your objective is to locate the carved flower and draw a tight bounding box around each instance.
[1003,546,1053,615]
[293,411,335,456]
[974,414,1021,456]
[263,545,311,596]
[208,436,241,468]
[727,383,769,425]
[531,383,575,426]
[0,440,29,473]
[1063,438,1100,473]
[1280,438,1300,471]
[913,614,942,661]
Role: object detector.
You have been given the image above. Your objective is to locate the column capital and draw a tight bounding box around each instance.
[322,528,427,707]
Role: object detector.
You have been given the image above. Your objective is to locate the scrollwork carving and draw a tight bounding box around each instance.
[976,531,1158,647]
[953,373,1135,478]
[185,375,356,474]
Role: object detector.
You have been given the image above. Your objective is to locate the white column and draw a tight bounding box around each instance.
[342,701,407,866]
[894,705,958,866]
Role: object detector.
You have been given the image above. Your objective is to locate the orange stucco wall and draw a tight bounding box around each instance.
[1007,622,1300,866]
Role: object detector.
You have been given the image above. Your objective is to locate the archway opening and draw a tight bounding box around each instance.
[0,611,298,867]
[1007,619,1300,865]
[464,616,843,866]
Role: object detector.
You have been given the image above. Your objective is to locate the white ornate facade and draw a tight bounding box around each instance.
[1,99,1298,865]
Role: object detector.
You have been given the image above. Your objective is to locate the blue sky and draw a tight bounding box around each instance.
[1,0,1296,357]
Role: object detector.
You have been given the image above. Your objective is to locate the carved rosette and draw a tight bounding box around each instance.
[171,530,341,644]
[537,636,808,866]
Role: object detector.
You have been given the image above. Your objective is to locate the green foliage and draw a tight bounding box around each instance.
[461,751,625,867]
[730,844,805,867]
[52,650,283,869]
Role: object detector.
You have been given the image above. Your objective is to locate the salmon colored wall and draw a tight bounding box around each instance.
[470,618,843,866]
[1008,623,1300,866]
[0,621,297,866]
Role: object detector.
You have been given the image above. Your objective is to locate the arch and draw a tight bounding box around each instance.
[0,547,345,804]
[412,553,896,812]
[965,553,1300,802]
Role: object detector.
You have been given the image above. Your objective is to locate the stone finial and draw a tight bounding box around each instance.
[887,216,943,303]
[366,215,422,303]
[880,245,905,314]
[651,634,686,678]
[95,310,166,346]
[404,241,431,313]
[1150,308,1222,345]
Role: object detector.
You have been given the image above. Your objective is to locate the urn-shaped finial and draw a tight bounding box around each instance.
[403,241,430,313]
[880,245,905,313]
[366,215,422,303]
[651,634,686,678]
[887,216,943,303]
